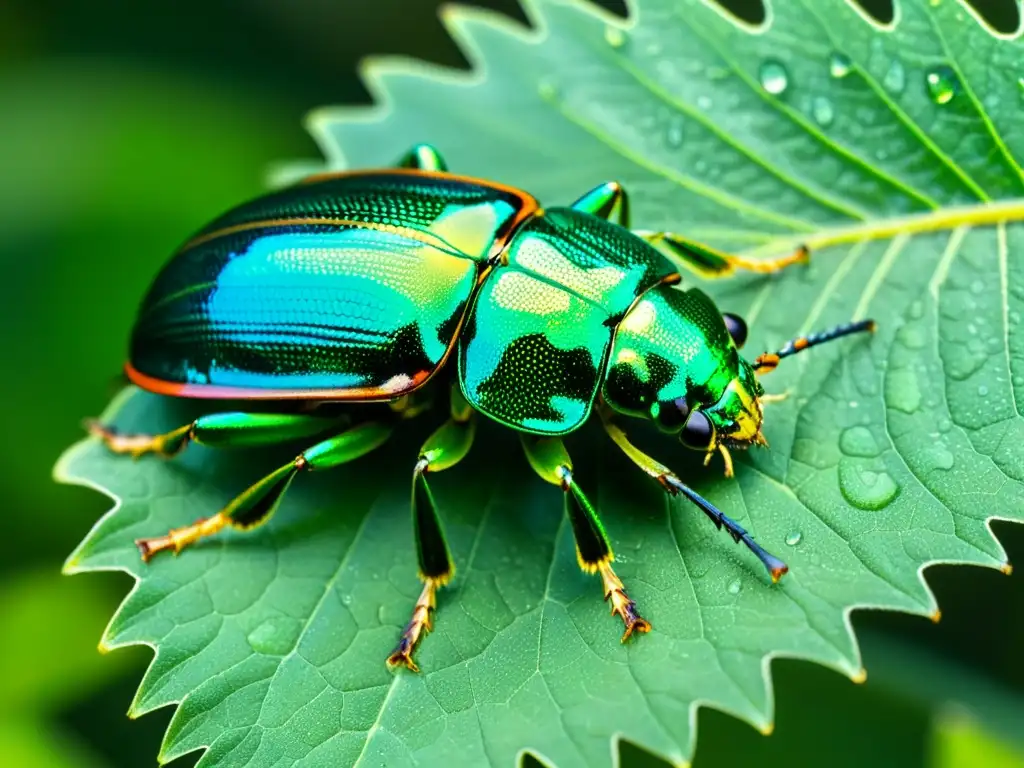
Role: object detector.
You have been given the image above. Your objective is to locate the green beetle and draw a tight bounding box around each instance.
[90,144,874,671]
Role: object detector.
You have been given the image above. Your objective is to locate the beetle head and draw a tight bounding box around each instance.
[603,285,768,456]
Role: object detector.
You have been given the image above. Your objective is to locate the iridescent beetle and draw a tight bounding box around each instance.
[90,145,874,671]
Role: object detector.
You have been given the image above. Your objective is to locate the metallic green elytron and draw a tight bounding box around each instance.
[90,144,875,671]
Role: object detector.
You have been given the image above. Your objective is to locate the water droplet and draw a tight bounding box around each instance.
[840,464,900,510]
[978,384,990,396]
[666,122,684,148]
[888,369,922,413]
[604,25,626,48]
[538,78,559,101]
[759,60,789,95]
[884,59,906,93]
[926,444,955,470]
[247,617,299,656]
[727,579,742,595]
[898,323,927,350]
[926,66,959,104]
[829,52,852,79]
[970,279,984,294]
[697,95,712,110]
[938,418,952,433]
[849,400,859,409]
[841,426,881,458]
[785,531,803,546]
[812,95,835,126]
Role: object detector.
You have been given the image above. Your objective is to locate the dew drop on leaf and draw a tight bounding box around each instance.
[605,25,626,49]
[727,579,742,595]
[759,60,789,95]
[884,59,906,93]
[978,384,989,396]
[840,464,900,510]
[840,426,881,458]
[926,66,959,104]
[697,95,712,109]
[829,52,852,78]
[925,444,955,470]
[898,323,927,350]
[785,531,803,546]
[247,617,300,656]
[887,369,923,413]
[812,95,835,126]
[666,121,684,148]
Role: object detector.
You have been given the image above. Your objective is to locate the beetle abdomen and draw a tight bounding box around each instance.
[128,172,536,400]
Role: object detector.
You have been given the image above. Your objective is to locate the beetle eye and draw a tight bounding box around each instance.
[722,313,748,349]
[679,411,715,451]
[654,396,691,432]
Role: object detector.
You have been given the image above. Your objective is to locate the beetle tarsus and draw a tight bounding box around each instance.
[135,513,228,563]
[387,580,438,673]
[599,562,651,642]
[87,419,190,459]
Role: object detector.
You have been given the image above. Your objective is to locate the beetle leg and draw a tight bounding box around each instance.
[395,143,448,172]
[387,384,475,673]
[570,181,629,227]
[634,230,809,279]
[88,411,347,459]
[520,434,651,642]
[598,406,788,582]
[134,422,392,561]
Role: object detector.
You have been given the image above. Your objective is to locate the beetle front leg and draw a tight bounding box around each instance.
[88,411,347,459]
[635,230,808,279]
[598,407,788,582]
[134,421,392,561]
[521,435,650,642]
[387,385,475,672]
[395,143,448,172]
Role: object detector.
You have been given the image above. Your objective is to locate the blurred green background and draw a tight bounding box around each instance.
[1,0,1022,766]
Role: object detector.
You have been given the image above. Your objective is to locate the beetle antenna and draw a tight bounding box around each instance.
[753,319,876,373]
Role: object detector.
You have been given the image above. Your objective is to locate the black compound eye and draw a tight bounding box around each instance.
[679,410,715,451]
[654,397,691,432]
[722,313,748,349]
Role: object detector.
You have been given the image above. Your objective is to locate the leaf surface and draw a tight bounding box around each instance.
[59,1,1024,765]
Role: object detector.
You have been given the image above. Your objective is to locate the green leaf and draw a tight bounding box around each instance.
[59,0,1024,766]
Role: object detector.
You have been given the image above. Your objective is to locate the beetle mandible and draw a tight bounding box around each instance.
[90,144,875,671]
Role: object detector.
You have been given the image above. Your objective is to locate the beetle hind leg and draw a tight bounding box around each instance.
[521,435,650,642]
[134,421,393,561]
[87,420,192,459]
[88,411,347,460]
